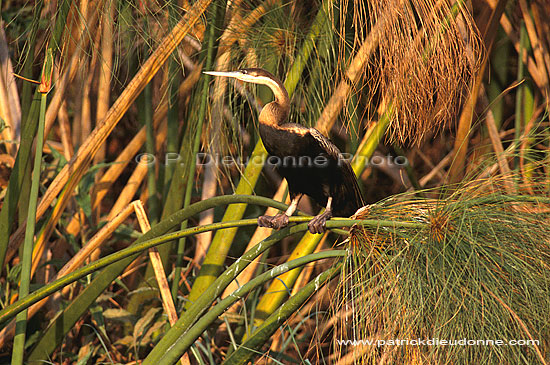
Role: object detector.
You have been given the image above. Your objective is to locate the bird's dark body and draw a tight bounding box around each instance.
[260,123,364,217]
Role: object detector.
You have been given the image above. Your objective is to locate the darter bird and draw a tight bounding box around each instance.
[204,68,364,234]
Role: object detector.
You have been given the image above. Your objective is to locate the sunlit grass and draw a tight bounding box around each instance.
[0,0,549,363]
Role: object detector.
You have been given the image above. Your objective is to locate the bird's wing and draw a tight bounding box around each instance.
[307,128,341,159]
[308,128,365,208]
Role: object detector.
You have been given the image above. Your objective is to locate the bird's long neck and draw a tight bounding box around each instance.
[257,76,290,128]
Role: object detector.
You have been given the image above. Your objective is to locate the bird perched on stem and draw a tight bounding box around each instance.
[204,68,364,234]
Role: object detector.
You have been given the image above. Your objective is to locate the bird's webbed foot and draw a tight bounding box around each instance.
[308,209,332,234]
[258,213,290,230]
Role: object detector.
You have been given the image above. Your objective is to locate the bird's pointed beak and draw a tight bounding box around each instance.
[203,70,242,79]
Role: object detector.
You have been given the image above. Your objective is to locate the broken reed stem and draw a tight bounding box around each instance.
[133,201,190,365]
[0,202,136,348]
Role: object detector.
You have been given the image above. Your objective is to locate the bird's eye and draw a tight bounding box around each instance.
[240,69,248,74]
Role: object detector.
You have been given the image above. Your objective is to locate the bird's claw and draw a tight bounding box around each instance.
[308,210,332,234]
[258,213,290,230]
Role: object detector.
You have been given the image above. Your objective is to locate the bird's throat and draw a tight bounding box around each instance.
[259,101,289,128]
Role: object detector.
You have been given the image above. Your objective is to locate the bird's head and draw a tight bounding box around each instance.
[203,68,279,86]
[203,68,289,108]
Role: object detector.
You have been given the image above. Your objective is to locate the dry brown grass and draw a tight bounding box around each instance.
[345,0,482,145]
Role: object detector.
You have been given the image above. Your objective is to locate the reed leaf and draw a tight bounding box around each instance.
[22,195,291,361]
[143,251,345,364]
[223,265,341,365]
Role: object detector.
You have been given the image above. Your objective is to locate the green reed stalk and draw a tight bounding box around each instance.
[11,49,53,365]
